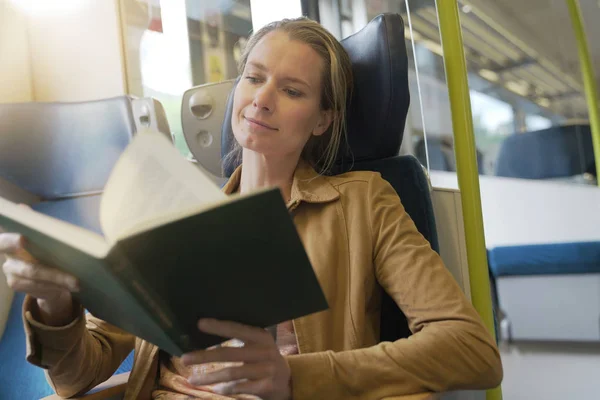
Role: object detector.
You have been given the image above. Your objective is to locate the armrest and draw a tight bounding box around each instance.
[41,372,130,400]
[383,394,440,400]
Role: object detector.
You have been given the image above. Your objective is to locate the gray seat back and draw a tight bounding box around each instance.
[0,96,171,233]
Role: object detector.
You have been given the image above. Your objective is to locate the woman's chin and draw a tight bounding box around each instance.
[242,146,277,158]
[236,135,275,155]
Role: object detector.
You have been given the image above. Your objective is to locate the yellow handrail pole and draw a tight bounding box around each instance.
[566,0,600,185]
[434,1,502,399]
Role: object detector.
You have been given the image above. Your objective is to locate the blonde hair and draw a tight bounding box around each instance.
[224,17,353,175]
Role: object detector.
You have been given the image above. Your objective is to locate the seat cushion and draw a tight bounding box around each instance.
[341,155,439,342]
[116,351,135,375]
[32,195,103,235]
[495,124,594,179]
[0,292,55,398]
[488,241,600,277]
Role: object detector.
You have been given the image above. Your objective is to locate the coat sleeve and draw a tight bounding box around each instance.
[23,295,135,398]
[286,174,502,399]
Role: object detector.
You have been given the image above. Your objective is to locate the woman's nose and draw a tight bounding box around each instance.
[253,84,275,112]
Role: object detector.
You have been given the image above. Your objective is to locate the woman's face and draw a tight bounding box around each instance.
[231,31,332,160]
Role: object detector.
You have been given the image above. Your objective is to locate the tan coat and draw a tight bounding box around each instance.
[23,162,502,399]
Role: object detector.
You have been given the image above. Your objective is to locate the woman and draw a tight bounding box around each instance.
[0,17,502,400]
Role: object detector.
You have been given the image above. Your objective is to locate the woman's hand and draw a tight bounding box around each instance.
[0,232,79,326]
[182,319,292,400]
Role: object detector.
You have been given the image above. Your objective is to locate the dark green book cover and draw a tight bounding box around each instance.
[0,188,328,356]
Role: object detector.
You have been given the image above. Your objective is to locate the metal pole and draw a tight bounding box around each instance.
[434,1,502,399]
[566,0,600,185]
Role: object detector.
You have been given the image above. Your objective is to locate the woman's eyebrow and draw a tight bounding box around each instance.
[247,61,269,72]
[247,61,311,89]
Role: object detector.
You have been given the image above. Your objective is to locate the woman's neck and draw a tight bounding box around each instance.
[239,149,299,203]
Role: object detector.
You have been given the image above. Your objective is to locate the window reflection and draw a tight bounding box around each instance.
[526,115,552,131]
[121,0,252,158]
[470,90,513,174]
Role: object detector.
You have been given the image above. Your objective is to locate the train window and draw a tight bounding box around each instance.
[457,0,592,185]
[525,114,552,131]
[317,0,594,185]
[120,0,253,159]
[469,89,513,174]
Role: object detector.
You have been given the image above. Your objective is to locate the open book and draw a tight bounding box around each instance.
[0,130,328,356]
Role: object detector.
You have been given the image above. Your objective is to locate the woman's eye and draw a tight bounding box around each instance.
[285,88,302,98]
[245,76,260,84]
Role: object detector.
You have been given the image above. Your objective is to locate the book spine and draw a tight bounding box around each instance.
[107,249,191,354]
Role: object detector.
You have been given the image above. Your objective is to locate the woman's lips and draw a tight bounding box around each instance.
[244,117,277,130]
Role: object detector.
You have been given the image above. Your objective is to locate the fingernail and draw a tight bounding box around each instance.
[10,234,24,249]
[212,383,228,394]
[181,354,192,365]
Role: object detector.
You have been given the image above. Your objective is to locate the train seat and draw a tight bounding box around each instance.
[490,124,600,342]
[0,97,171,399]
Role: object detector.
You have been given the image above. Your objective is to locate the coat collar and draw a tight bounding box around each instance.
[221,160,340,205]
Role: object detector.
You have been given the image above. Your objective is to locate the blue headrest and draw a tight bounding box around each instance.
[221,14,410,176]
[495,125,594,179]
[415,137,454,172]
[415,137,485,174]
[0,97,137,199]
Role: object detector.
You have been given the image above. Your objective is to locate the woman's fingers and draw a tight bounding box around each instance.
[188,362,274,386]
[0,233,23,254]
[5,274,71,300]
[182,345,275,366]
[2,257,78,291]
[0,233,42,264]
[209,378,283,399]
[183,318,292,400]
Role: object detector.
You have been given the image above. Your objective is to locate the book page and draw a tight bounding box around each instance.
[100,129,227,243]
